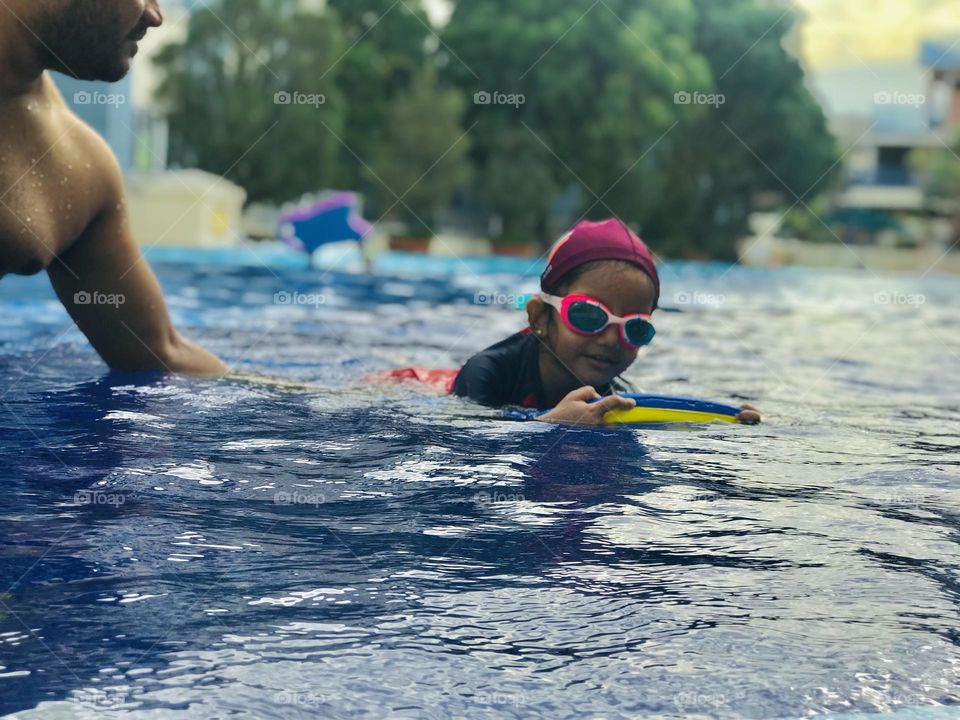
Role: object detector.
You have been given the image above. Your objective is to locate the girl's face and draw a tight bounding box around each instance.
[533,263,656,390]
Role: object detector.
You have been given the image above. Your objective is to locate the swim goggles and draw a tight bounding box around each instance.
[539,293,656,348]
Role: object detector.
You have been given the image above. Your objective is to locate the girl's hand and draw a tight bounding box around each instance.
[538,386,636,426]
[737,404,761,425]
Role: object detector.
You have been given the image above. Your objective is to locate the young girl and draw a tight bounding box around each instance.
[454,218,761,426]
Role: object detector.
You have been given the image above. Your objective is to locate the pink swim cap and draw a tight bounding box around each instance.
[540,219,660,308]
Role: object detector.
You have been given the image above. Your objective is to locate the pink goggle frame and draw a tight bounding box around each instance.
[539,292,656,348]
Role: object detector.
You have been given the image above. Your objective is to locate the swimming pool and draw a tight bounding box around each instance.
[1,249,958,718]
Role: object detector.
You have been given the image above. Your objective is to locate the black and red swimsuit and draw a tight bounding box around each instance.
[453,330,633,411]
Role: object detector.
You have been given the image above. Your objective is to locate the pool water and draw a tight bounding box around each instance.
[1,253,959,719]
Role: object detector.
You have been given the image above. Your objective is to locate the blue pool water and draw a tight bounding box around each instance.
[1,249,959,718]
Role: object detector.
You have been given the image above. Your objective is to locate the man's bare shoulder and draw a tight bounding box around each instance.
[43,76,125,200]
[0,75,125,275]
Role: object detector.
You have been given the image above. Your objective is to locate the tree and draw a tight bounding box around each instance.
[442,0,837,258]
[477,127,560,244]
[644,0,839,259]
[441,0,713,247]
[153,0,346,205]
[368,65,471,238]
[324,0,435,193]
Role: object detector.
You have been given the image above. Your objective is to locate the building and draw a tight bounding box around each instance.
[742,2,960,271]
[783,24,960,252]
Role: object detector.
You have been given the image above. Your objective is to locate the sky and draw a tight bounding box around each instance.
[794,0,960,69]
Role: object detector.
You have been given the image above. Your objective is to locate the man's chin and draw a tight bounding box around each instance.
[99,63,132,83]
[57,57,131,83]
[87,62,131,83]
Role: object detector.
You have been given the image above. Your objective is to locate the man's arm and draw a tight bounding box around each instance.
[47,148,229,376]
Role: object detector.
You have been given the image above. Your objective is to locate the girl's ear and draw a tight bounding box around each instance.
[526,297,550,336]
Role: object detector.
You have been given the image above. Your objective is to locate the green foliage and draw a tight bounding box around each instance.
[440,0,837,257]
[323,0,435,191]
[368,66,471,238]
[911,146,960,206]
[153,0,347,204]
[644,0,840,259]
[442,0,710,245]
[780,196,840,244]
[910,145,960,246]
[478,128,559,244]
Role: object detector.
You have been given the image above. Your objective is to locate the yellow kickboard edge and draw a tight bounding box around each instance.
[604,407,739,425]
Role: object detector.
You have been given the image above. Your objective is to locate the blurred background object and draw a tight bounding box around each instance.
[278,192,372,267]
[125,169,247,249]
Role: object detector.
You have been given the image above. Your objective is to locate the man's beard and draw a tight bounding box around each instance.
[40,3,133,82]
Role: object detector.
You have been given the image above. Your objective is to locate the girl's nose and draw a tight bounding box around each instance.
[596,323,620,346]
